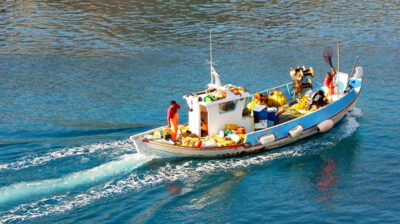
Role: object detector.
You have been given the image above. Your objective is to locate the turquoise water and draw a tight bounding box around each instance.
[1,1,399,223]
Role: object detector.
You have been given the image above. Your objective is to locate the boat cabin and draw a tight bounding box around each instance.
[183,84,252,137]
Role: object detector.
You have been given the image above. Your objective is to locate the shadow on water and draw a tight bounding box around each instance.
[133,170,249,224]
[287,132,362,206]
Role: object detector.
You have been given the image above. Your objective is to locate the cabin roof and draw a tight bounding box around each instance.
[183,85,251,107]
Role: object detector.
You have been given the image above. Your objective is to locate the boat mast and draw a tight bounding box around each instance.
[209,29,214,85]
[208,29,221,87]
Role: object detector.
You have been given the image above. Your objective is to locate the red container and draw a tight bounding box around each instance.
[196,141,202,148]
[237,127,245,134]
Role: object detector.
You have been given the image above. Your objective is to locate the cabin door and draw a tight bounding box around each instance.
[200,105,208,137]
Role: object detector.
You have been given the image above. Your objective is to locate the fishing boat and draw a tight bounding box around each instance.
[130,37,363,158]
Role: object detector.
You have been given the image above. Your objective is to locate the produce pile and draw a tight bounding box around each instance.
[246,90,289,117]
[224,84,247,95]
[150,124,247,148]
[246,91,268,110]
[268,90,288,108]
[291,95,309,110]
[284,94,317,117]
[203,85,246,103]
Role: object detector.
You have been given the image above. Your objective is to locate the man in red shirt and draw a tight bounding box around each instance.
[167,100,181,141]
[324,66,337,101]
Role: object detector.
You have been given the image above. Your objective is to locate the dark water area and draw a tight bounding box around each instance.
[0,0,399,223]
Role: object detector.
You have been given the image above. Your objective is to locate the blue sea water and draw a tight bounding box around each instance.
[0,0,399,223]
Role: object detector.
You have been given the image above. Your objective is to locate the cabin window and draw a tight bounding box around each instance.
[219,100,237,113]
[242,97,251,117]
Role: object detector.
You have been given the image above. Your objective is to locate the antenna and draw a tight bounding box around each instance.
[209,29,213,84]
[208,29,221,87]
[210,29,212,65]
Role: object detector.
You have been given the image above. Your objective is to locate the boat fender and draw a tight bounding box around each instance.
[259,134,275,145]
[317,119,334,132]
[288,125,303,138]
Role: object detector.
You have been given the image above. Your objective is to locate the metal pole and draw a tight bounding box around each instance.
[337,40,340,73]
[210,29,213,84]
[336,40,340,97]
[350,56,359,79]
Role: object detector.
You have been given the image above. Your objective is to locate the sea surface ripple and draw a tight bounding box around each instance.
[0,1,399,223]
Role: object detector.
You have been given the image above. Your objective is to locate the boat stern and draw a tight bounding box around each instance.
[130,135,148,154]
[348,67,363,94]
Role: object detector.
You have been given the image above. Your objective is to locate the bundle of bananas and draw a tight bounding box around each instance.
[224,84,246,95]
[268,90,288,108]
[178,132,199,146]
[212,135,237,147]
[247,91,268,110]
[181,137,199,147]
[291,95,309,110]
[179,124,189,131]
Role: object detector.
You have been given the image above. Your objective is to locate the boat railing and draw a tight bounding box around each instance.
[250,82,295,104]
[131,125,168,139]
[258,82,293,95]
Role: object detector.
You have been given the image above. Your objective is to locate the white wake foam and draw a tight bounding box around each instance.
[0,149,302,223]
[0,139,134,171]
[335,108,361,139]
[349,107,363,118]
[0,153,151,204]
